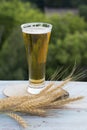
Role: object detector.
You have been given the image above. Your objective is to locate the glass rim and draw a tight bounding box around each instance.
[21,22,52,29]
[21,22,52,34]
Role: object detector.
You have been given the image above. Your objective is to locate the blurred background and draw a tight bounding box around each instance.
[0,0,87,81]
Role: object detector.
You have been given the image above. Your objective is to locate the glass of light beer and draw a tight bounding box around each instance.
[21,22,52,94]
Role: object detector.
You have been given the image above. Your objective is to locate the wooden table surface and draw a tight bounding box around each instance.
[0,81,87,130]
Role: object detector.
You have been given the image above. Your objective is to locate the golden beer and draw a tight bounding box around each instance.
[21,23,52,92]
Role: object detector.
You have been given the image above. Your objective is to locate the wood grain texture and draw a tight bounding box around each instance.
[0,81,87,130]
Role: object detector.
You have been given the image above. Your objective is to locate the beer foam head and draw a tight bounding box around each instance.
[21,23,52,34]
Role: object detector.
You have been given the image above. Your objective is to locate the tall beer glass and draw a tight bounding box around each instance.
[21,22,52,94]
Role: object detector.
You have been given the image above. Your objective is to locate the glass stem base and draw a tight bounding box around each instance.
[27,82,45,94]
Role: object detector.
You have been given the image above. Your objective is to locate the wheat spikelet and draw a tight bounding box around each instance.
[36,89,67,108]
[0,96,30,111]
[6,112,28,128]
[51,66,70,81]
[32,79,71,108]
[21,79,71,109]
[30,78,70,99]
[0,95,43,112]
[50,78,71,93]
[10,78,71,111]
[36,78,71,101]
[47,96,83,108]
[14,106,46,116]
[38,83,54,96]
[0,95,46,115]
[50,67,63,80]
[17,88,65,109]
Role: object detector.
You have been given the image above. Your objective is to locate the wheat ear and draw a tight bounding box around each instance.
[0,96,30,111]
[5,112,28,128]
[17,88,65,109]
[14,106,46,116]
[47,96,83,108]
[48,78,71,94]
[20,79,70,108]
[8,79,71,111]
[39,83,54,95]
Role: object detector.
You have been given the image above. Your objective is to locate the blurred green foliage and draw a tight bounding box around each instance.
[48,14,86,43]
[0,28,27,80]
[47,32,87,79]
[0,0,87,80]
[0,0,45,43]
[0,0,46,79]
[46,14,87,80]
